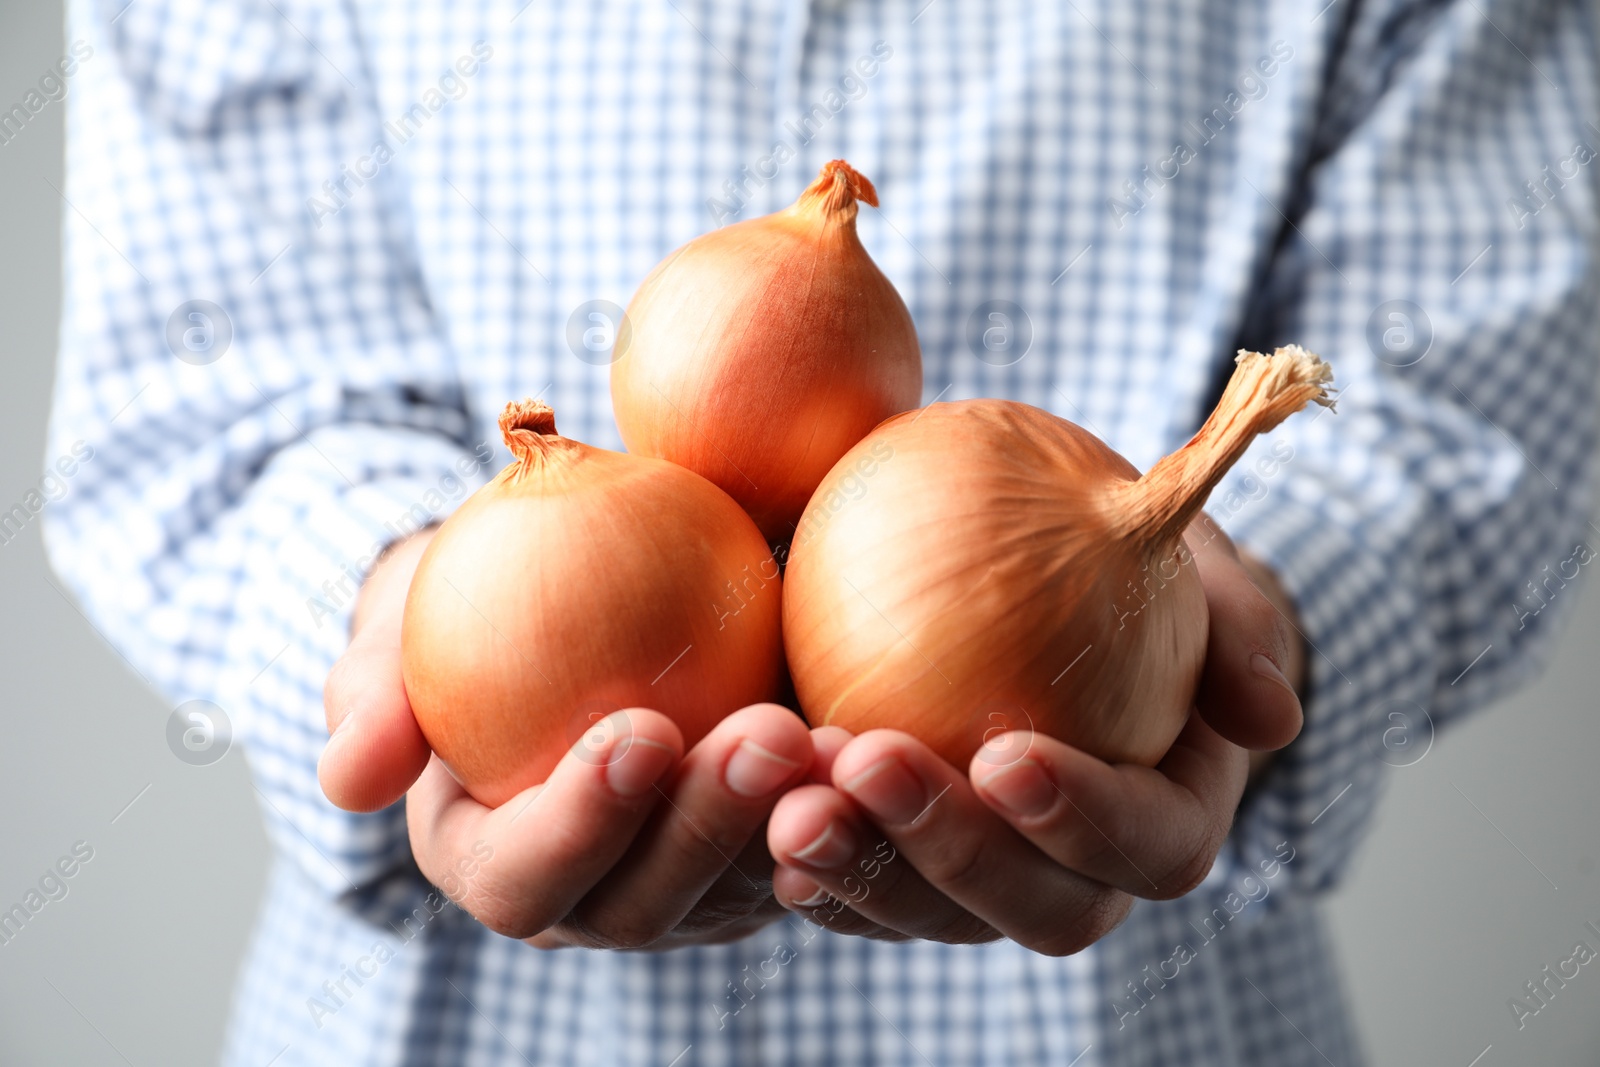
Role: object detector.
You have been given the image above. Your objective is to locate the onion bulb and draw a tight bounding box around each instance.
[402,400,785,806]
[782,346,1334,770]
[612,159,923,542]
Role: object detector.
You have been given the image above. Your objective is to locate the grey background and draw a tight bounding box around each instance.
[0,3,1595,1064]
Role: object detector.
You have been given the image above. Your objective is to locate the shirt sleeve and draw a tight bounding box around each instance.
[44,0,493,906]
[1211,0,1597,897]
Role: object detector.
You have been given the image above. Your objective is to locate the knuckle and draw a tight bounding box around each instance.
[917,838,991,896]
[810,908,882,939]
[461,882,545,940]
[1265,620,1296,669]
[1156,842,1217,900]
[1155,808,1232,899]
[567,901,670,950]
[1028,892,1133,957]
[672,897,761,936]
[1068,821,1127,874]
[926,910,1002,946]
[1100,891,1136,935]
[1242,590,1282,643]
[664,803,752,859]
[407,848,546,940]
[1048,800,1133,874]
[1241,587,1293,663]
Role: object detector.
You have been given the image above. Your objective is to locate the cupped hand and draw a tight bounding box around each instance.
[318,529,814,949]
[408,702,811,949]
[765,518,1306,954]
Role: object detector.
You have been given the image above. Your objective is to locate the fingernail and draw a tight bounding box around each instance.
[790,883,831,908]
[1250,652,1296,695]
[978,759,1057,818]
[788,819,856,869]
[724,739,802,798]
[605,737,677,798]
[840,757,928,825]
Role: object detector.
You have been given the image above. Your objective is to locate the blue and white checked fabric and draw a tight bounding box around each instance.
[45,0,1597,1062]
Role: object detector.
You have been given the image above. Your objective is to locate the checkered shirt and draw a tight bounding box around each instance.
[44,0,1598,1063]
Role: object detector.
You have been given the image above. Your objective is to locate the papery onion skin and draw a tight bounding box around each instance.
[612,160,923,542]
[402,400,786,807]
[783,346,1334,771]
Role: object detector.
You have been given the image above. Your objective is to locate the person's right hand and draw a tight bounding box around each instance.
[317,528,814,949]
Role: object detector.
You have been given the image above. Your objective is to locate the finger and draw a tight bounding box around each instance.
[662,836,789,938]
[405,709,682,939]
[831,733,1131,954]
[971,711,1247,898]
[769,783,996,944]
[771,866,913,942]
[657,896,793,948]
[1188,522,1304,751]
[772,746,1124,957]
[318,621,431,812]
[807,725,853,783]
[566,704,812,946]
[533,889,792,951]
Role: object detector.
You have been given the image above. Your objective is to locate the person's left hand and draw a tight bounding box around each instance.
[765,517,1305,954]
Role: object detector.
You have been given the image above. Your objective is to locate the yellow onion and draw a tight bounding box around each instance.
[402,400,785,806]
[612,160,923,542]
[782,347,1334,770]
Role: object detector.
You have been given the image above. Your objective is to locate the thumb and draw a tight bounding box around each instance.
[318,619,432,811]
[1188,523,1305,752]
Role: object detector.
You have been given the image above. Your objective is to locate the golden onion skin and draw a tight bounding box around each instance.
[782,399,1206,770]
[402,402,785,807]
[783,346,1334,770]
[612,160,922,541]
